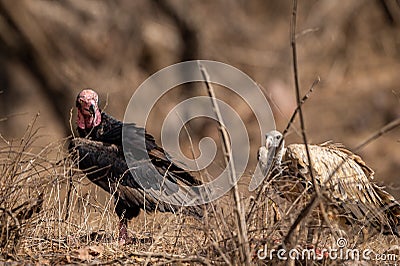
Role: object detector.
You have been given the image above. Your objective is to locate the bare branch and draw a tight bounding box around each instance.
[283,0,333,246]
[282,76,320,138]
[199,62,251,265]
[355,117,400,151]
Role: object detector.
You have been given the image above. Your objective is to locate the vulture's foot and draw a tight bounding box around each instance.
[118,220,132,245]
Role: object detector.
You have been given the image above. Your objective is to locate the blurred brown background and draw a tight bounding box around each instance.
[0,1,399,194]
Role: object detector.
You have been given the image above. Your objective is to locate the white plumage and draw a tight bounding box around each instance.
[258,130,400,236]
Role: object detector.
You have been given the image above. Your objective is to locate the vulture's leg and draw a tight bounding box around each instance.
[115,198,131,244]
[115,198,141,245]
[119,218,129,244]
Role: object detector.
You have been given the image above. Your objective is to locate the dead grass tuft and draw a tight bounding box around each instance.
[1,116,400,265]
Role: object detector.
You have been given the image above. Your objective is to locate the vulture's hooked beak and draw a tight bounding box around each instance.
[89,104,95,116]
[89,103,99,123]
[265,136,273,150]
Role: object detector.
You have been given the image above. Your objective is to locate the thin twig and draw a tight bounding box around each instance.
[282,76,320,137]
[283,0,332,246]
[295,27,320,39]
[65,110,75,221]
[0,112,29,123]
[69,107,75,138]
[355,117,400,151]
[64,168,74,221]
[0,207,21,230]
[199,62,251,265]
[0,133,9,145]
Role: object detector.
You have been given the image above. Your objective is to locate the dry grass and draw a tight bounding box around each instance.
[0,116,211,264]
[1,1,400,263]
[0,114,46,257]
[1,65,400,265]
[1,116,399,265]
[0,2,400,265]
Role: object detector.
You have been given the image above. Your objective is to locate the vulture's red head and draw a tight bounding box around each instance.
[76,89,102,129]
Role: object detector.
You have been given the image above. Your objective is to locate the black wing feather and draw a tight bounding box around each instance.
[79,112,202,187]
[69,138,203,219]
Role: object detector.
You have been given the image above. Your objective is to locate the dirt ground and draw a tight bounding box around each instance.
[1,1,400,264]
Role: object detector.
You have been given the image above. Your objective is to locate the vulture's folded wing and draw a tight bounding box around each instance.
[69,138,204,218]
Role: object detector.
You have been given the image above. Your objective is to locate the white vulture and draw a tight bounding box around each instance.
[258,130,400,236]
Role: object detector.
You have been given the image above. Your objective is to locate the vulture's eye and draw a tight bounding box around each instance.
[276,135,281,140]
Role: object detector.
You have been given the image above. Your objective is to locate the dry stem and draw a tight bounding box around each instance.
[199,62,251,265]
